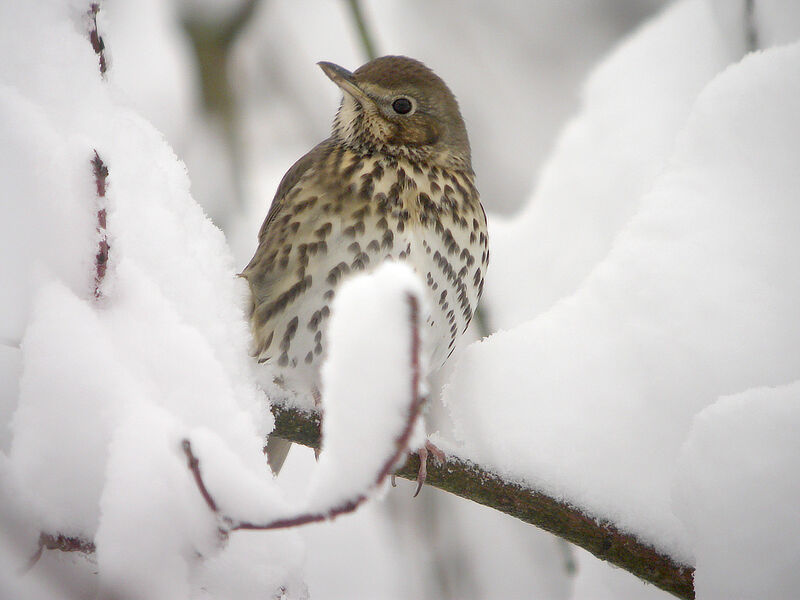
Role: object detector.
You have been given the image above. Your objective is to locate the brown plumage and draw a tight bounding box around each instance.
[242,56,488,404]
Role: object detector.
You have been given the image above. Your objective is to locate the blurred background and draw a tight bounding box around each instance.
[102,1,669,598]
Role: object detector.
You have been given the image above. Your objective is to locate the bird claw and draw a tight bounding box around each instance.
[413,440,445,498]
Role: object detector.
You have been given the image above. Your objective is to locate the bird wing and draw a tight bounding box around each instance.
[241,139,343,363]
[256,139,335,242]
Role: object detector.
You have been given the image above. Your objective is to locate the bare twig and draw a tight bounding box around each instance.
[744,0,759,52]
[181,0,261,217]
[91,151,110,299]
[88,3,107,77]
[40,532,96,554]
[183,294,425,532]
[345,0,378,61]
[23,533,96,572]
[29,12,110,572]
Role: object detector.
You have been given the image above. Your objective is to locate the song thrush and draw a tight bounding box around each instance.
[242,55,488,473]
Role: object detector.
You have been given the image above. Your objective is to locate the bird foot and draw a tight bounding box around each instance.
[414,440,446,498]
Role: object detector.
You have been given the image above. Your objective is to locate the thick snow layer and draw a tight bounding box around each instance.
[95,404,217,600]
[673,382,800,599]
[445,38,800,564]
[102,0,197,146]
[308,263,427,511]
[6,0,800,597]
[485,0,734,330]
[0,2,300,598]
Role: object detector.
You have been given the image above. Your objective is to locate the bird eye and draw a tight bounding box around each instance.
[391,97,413,115]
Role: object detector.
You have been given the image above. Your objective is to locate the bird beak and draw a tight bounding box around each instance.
[318,61,370,104]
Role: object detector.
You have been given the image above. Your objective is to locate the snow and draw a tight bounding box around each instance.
[308,262,427,511]
[102,0,197,147]
[0,346,21,453]
[0,5,441,595]
[96,404,214,600]
[195,528,308,600]
[446,12,800,574]
[5,0,800,598]
[485,0,735,331]
[673,382,800,599]
[0,2,300,597]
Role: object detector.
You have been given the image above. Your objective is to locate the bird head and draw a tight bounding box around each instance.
[319,56,471,169]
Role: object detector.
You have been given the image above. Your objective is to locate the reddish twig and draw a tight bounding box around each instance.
[183,294,425,532]
[40,532,96,554]
[182,439,220,514]
[91,151,110,299]
[23,533,96,572]
[88,3,107,76]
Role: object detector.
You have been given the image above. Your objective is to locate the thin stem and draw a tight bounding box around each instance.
[745,0,759,52]
[346,0,378,61]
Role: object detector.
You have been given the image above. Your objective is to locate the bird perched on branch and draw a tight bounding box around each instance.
[242,55,488,476]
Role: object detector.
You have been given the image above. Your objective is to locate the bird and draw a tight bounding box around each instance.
[242,55,489,481]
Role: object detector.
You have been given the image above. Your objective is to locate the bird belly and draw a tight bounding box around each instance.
[248,156,487,396]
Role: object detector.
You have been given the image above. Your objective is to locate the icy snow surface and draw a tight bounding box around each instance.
[447,29,800,573]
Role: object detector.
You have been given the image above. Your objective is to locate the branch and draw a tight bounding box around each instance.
[182,294,426,533]
[91,150,110,299]
[270,404,695,600]
[181,2,260,214]
[23,533,96,572]
[87,3,108,77]
[345,0,378,61]
[744,0,759,53]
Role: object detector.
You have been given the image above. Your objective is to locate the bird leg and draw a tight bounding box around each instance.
[312,386,323,461]
[413,440,446,498]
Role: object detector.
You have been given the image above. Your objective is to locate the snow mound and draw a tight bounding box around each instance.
[485,0,734,330]
[673,381,800,599]
[0,2,298,598]
[445,40,800,564]
[309,262,427,510]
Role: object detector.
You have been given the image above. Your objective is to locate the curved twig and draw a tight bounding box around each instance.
[183,294,424,532]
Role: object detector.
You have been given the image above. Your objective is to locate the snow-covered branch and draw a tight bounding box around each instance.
[270,404,695,600]
[91,151,110,299]
[181,269,429,531]
[87,3,107,76]
[33,398,695,599]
